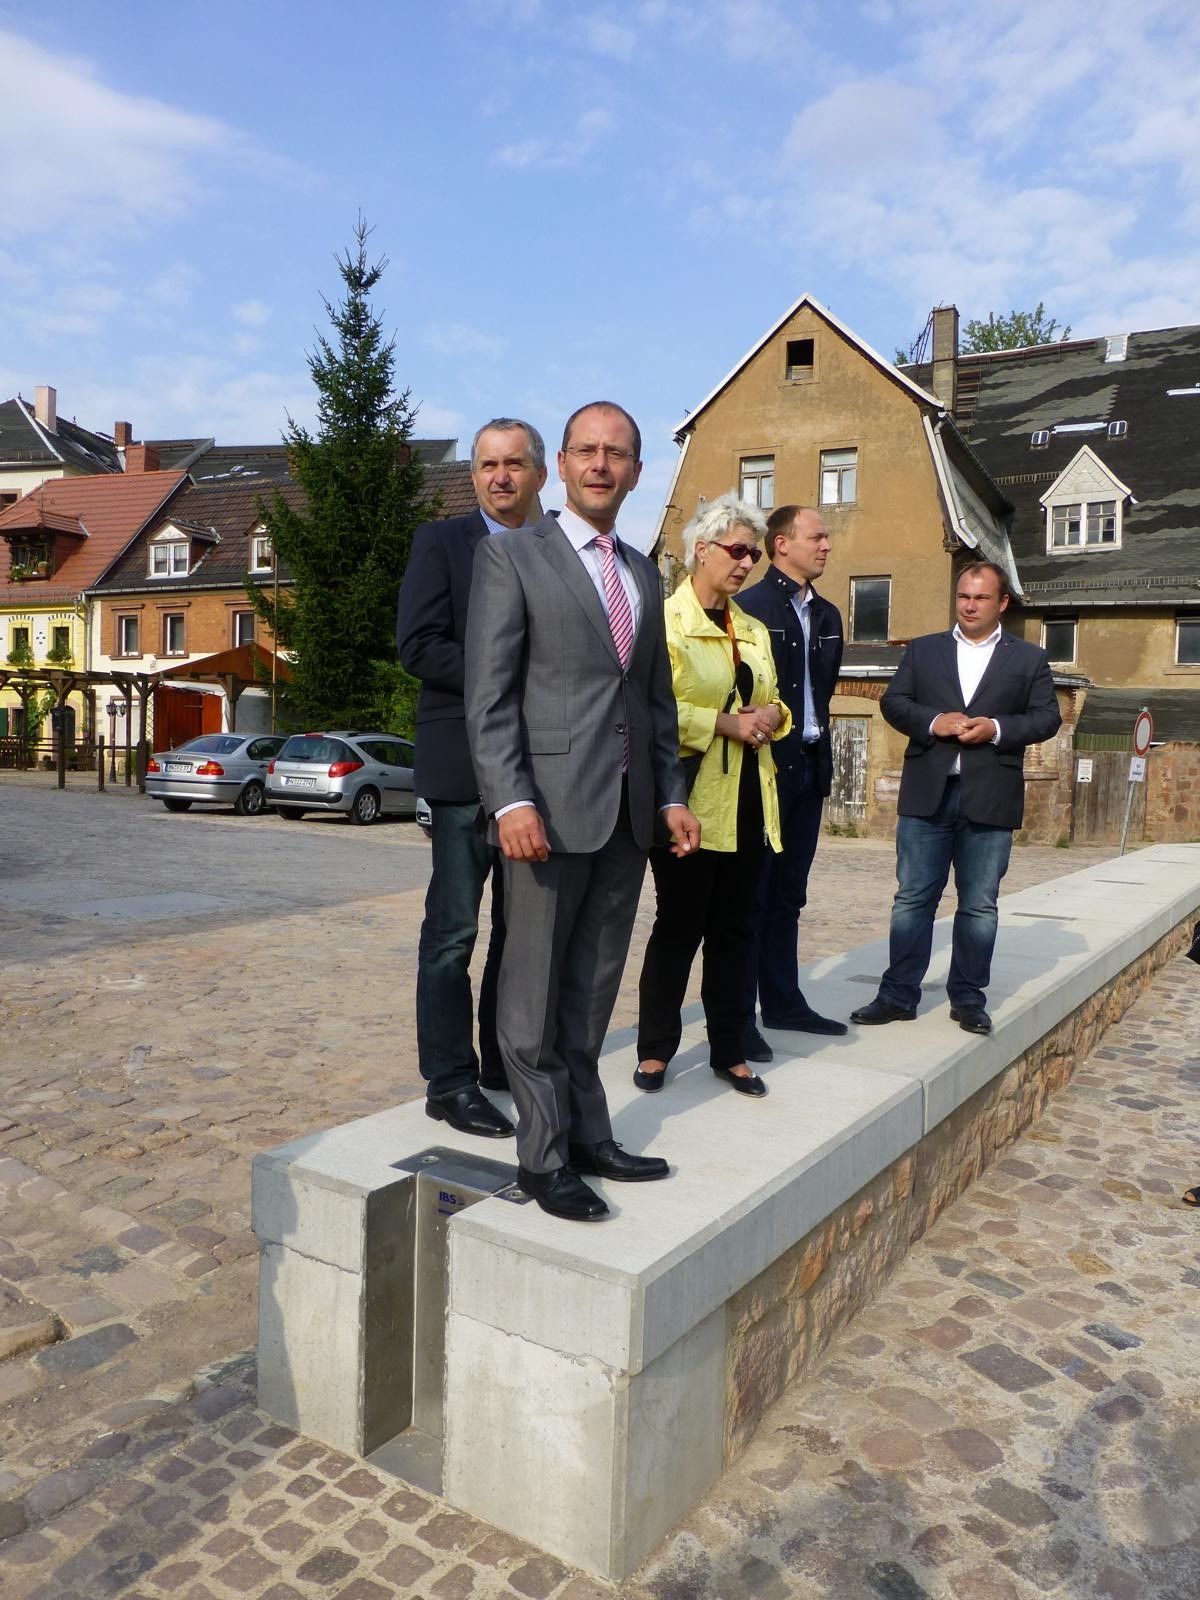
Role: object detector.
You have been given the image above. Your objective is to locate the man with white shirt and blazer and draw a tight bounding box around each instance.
[851,560,1061,1035]
[465,402,700,1220]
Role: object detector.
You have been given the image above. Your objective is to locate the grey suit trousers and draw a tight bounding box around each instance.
[499,798,646,1173]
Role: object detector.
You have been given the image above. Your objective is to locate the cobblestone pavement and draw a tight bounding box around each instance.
[3,772,1196,1597]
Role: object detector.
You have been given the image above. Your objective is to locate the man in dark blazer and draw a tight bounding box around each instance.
[465,402,700,1220]
[851,560,1061,1034]
[396,419,546,1139]
[737,505,845,1058]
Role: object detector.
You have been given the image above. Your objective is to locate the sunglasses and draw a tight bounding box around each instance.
[711,542,762,565]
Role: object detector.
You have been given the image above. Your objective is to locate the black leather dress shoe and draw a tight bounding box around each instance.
[950,1005,993,1035]
[850,998,917,1025]
[743,1026,773,1063]
[761,1008,848,1037]
[633,1063,668,1092]
[518,1165,608,1220]
[568,1139,670,1182]
[712,1065,768,1097]
[425,1088,515,1138]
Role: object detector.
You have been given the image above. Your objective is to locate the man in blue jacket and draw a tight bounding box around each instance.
[737,505,846,1058]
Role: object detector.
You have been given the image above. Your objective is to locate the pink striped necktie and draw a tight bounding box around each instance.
[595,533,634,667]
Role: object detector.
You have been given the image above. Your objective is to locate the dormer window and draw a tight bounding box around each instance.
[1050,502,1117,548]
[150,538,189,577]
[1039,445,1129,557]
[250,533,274,573]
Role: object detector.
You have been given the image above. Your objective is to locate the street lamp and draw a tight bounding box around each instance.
[106,697,125,782]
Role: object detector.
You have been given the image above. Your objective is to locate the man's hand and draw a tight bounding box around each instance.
[662,805,701,858]
[956,716,998,745]
[497,804,551,862]
[931,711,969,738]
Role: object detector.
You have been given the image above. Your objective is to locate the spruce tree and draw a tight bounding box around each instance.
[249,217,433,729]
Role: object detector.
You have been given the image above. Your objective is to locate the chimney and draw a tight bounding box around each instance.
[35,385,58,432]
[930,305,959,413]
[114,421,133,448]
[125,444,161,474]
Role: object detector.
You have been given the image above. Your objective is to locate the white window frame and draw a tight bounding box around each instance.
[739,455,775,510]
[149,539,189,578]
[849,575,890,643]
[162,613,186,656]
[233,610,255,648]
[1176,616,1200,667]
[1048,498,1119,552]
[250,533,274,573]
[1041,616,1077,664]
[820,447,857,506]
[116,614,140,657]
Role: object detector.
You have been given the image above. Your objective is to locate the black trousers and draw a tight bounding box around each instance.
[637,780,766,1071]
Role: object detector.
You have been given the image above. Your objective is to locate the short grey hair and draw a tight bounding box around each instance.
[470,417,546,472]
[680,491,768,573]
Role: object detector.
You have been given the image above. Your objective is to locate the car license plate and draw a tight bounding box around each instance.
[166,762,191,774]
[285,776,316,789]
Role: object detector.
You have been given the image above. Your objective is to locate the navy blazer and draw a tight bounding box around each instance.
[737,567,844,797]
[395,509,489,802]
[882,629,1061,829]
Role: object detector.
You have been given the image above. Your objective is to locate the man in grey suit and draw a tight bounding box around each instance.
[465,402,701,1220]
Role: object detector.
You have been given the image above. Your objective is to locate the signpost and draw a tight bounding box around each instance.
[1119,707,1153,856]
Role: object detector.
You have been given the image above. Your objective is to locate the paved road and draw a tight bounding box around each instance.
[4,772,1195,1597]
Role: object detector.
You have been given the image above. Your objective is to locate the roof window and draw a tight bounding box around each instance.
[1104,335,1128,362]
[1166,384,1200,397]
[1107,420,1127,438]
[1030,430,1050,448]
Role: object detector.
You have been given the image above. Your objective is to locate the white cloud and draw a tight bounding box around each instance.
[424,323,505,360]
[494,107,614,170]
[233,299,273,328]
[147,262,199,308]
[411,401,467,439]
[584,16,637,60]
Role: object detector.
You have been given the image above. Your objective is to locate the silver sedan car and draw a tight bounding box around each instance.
[265,731,416,824]
[146,733,285,815]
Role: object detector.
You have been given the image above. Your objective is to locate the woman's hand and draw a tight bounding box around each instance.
[716,707,777,745]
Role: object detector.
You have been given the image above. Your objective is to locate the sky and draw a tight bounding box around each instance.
[3,0,1199,549]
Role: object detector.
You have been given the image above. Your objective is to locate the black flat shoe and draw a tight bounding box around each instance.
[712,1065,767,1097]
[425,1087,515,1138]
[517,1165,608,1220]
[633,1063,668,1093]
[568,1139,670,1181]
[761,1008,848,1037]
[850,998,917,1025]
[950,1005,992,1035]
[743,1026,773,1063]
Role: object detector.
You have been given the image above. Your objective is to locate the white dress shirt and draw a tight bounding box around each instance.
[790,585,822,741]
[937,622,1002,774]
[555,504,641,626]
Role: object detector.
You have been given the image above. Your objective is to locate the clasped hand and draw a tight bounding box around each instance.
[932,712,996,745]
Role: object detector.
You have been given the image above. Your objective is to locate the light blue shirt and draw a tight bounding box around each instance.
[789,585,822,741]
[556,505,641,627]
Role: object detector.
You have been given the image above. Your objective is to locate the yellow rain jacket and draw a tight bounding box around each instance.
[665,578,792,853]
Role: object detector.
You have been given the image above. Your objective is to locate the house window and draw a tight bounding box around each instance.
[162,613,186,655]
[1042,617,1077,663]
[250,534,274,572]
[150,540,189,577]
[50,625,71,657]
[820,448,857,505]
[850,576,890,643]
[0,491,18,510]
[233,611,255,647]
[785,338,814,380]
[739,456,775,510]
[1177,617,1200,666]
[1050,500,1117,549]
[116,615,140,657]
[9,625,30,657]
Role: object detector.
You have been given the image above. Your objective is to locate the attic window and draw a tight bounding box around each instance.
[1030,430,1050,448]
[150,540,189,578]
[785,339,814,381]
[1107,420,1127,438]
[1166,384,1200,397]
[1104,335,1128,362]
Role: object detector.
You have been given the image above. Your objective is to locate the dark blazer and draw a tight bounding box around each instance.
[737,567,844,796]
[395,509,489,802]
[465,512,686,854]
[882,629,1061,829]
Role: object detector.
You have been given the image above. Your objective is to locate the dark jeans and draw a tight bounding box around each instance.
[416,801,505,1098]
[744,757,824,1023]
[878,779,1013,1012]
[638,794,766,1072]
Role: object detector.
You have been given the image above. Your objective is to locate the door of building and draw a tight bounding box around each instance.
[1071,750,1146,844]
[828,716,869,830]
[153,688,221,750]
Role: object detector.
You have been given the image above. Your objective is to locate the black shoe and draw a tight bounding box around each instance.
[517,1165,608,1220]
[849,998,917,1025]
[761,1008,848,1037]
[633,1063,668,1093]
[568,1139,670,1182]
[712,1065,768,1097]
[950,1005,992,1035]
[425,1087,515,1139]
[743,1026,773,1063]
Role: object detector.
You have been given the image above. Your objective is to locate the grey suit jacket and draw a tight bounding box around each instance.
[464,511,686,853]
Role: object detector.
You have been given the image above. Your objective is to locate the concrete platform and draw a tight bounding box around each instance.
[251,844,1200,1580]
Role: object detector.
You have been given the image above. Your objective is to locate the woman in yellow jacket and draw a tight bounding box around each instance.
[635,492,792,1098]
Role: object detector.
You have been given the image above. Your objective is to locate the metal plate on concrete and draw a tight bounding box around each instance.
[390,1145,518,1194]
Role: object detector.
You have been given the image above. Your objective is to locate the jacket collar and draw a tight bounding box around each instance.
[765,564,822,606]
[673,575,756,640]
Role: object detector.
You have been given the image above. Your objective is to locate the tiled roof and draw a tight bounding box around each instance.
[0,398,121,475]
[913,324,1200,607]
[0,472,188,602]
[1076,687,1200,743]
[422,460,479,517]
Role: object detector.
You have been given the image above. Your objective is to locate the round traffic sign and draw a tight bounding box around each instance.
[1133,708,1153,757]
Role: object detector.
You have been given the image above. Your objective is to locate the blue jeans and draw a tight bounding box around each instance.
[744,758,825,1023]
[415,802,505,1097]
[878,780,1012,1012]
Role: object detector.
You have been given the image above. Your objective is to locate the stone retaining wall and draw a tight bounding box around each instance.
[723,913,1194,1460]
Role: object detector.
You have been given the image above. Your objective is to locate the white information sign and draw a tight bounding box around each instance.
[1129,756,1146,783]
[1077,758,1094,783]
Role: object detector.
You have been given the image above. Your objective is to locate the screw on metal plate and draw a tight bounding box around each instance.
[495,1184,533,1205]
[420,1154,438,1165]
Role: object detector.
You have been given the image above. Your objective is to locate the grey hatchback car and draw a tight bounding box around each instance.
[265,732,416,824]
[145,733,285,815]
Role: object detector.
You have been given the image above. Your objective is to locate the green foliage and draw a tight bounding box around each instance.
[46,641,74,667]
[961,303,1072,353]
[247,216,435,729]
[6,640,34,668]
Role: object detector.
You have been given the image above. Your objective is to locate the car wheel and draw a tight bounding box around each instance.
[235,780,266,817]
[277,806,306,820]
[349,786,381,825]
[162,797,193,813]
